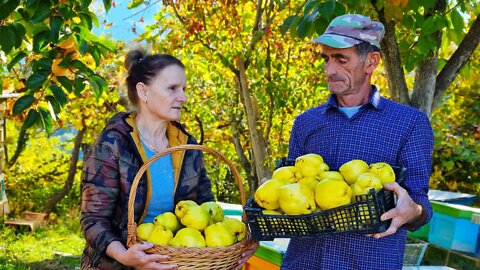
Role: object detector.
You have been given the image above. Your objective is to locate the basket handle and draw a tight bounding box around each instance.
[127,144,246,235]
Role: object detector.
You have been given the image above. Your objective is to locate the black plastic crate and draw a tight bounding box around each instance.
[244,165,406,241]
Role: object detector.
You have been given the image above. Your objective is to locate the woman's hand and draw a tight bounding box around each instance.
[107,241,177,270]
[236,241,259,269]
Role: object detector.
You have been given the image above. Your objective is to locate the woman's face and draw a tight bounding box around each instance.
[138,64,187,121]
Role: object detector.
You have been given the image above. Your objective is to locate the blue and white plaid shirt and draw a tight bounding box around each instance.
[282,86,433,269]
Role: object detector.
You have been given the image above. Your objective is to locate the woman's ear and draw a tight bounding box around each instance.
[136,82,148,102]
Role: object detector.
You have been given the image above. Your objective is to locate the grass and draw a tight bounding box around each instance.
[0,212,85,270]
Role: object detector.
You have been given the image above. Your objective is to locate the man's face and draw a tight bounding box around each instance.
[320,45,369,96]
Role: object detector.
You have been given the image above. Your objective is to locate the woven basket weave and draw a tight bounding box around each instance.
[126,144,255,270]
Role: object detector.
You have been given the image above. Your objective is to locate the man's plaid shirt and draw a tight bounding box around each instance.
[282,86,434,269]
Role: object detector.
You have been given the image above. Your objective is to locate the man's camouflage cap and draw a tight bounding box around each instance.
[312,14,385,49]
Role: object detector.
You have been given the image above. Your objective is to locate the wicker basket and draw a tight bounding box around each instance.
[126,144,255,270]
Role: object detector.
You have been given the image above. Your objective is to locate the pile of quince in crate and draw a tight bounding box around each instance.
[254,154,396,215]
[136,200,246,248]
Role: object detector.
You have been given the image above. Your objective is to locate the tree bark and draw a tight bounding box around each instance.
[377,12,409,104]
[236,56,270,182]
[7,126,29,168]
[229,109,257,194]
[43,122,86,214]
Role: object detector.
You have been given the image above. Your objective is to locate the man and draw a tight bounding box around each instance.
[282,14,433,269]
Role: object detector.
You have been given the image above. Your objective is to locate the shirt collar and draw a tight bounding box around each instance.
[324,85,383,113]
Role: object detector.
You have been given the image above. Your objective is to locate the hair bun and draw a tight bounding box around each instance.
[124,48,149,71]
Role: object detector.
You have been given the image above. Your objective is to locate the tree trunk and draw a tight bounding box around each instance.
[43,123,86,214]
[236,56,270,183]
[229,109,257,194]
[377,11,409,105]
[7,126,29,168]
[411,54,437,116]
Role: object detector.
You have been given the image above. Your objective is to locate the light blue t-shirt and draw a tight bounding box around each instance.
[142,143,175,223]
[339,105,362,118]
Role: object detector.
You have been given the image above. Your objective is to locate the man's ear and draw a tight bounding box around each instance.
[366,52,381,74]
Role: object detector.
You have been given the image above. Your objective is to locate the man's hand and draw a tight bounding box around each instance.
[371,182,422,238]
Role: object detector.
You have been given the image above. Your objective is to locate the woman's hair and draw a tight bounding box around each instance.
[124,48,185,106]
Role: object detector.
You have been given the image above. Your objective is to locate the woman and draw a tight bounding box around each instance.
[81,49,216,269]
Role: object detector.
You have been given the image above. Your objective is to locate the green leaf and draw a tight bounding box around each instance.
[422,15,445,35]
[128,0,144,9]
[314,18,330,36]
[297,16,315,39]
[25,72,48,90]
[450,8,464,33]
[32,30,50,52]
[32,57,52,72]
[334,1,346,15]
[0,25,16,54]
[88,74,108,98]
[29,4,51,24]
[0,0,20,20]
[78,12,93,30]
[8,51,27,71]
[281,15,299,35]
[12,23,26,48]
[317,0,336,19]
[460,62,470,78]
[12,95,36,115]
[103,0,113,12]
[38,106,53,136]
[96,38,117,54]
[70,59,92,74]
[304,0,320,15]
[23,109,40,129]
[49,15,63,43]
[50,85,68,106]
[74,77,86,95]
[89,46,101,66]
[46,95,61,116]
[57,76,73,92]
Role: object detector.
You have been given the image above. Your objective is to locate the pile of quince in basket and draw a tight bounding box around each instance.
[254,153,396,215]
[136,200,246,247]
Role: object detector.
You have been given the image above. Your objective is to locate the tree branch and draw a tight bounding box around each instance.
[433,15,480,110]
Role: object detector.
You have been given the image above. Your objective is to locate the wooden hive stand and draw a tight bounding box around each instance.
[4,211,48,231]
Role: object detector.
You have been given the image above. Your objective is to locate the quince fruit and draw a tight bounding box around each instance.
[204,222,236,247]
[254,178,288,210]
[339,159,369,185]
[315,179,352,210]
[271,166,297,183]
[174,200,198,219]
[201,201,225,224]
[351,172,383,197]
[297,176,319,190]
[154,212,181,233]
[223,217,247,241]
[147,225,174,246]
[179,205,210,231]
[169,227,206,248]
[318,171,344,181]
[136,222,154,241]
[294,153,326,178]
[369,162,396,184]
[278,183,316,215]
